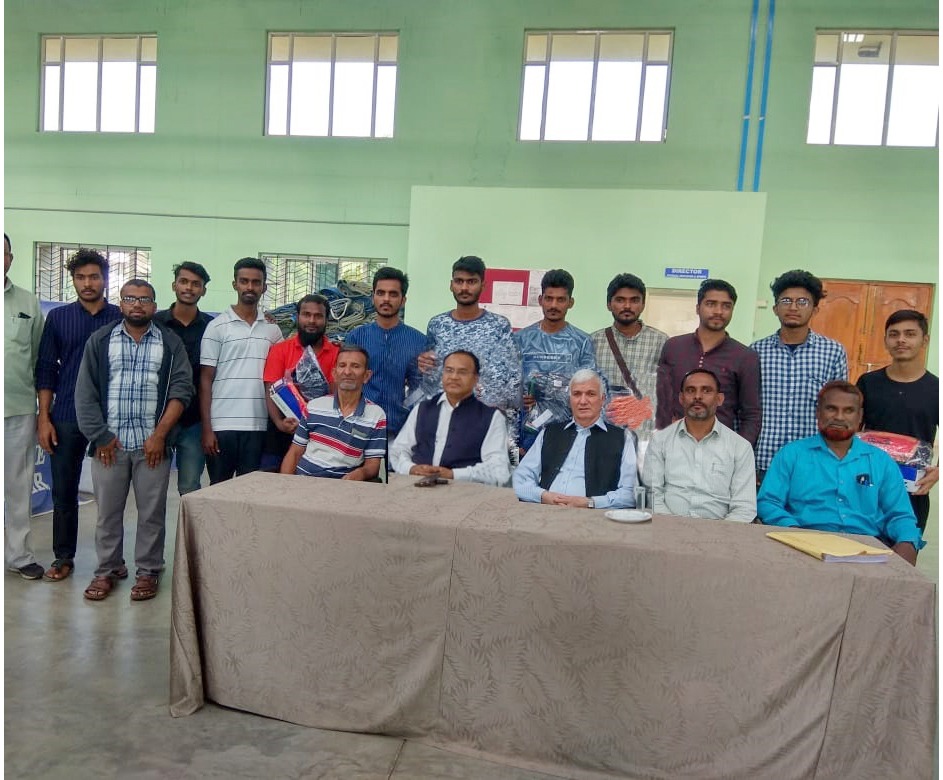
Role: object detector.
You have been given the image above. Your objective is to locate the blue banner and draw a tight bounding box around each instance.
[664,267,709,279]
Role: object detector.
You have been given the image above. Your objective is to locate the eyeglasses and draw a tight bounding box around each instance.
[776,297,812,308]
[121,295,154,305]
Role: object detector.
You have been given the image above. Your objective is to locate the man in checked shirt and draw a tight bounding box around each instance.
[750,270,847,482]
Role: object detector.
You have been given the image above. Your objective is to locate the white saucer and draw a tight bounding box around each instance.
[605,509,652,523]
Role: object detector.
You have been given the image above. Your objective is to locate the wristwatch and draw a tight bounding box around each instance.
[587,498,595,509]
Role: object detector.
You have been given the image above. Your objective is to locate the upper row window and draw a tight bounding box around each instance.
[807,30,938,147]
[41,35,157,133]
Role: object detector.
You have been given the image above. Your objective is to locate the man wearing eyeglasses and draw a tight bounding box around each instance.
[390,350,510,486]
[74,280,193,602]
[750,270,847,481]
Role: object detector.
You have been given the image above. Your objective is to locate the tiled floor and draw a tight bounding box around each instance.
[5,474,937,778]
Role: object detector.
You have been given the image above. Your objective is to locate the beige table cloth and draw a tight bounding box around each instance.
[170,472,936,779]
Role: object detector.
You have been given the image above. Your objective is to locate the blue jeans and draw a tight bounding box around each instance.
[173,422,206,495]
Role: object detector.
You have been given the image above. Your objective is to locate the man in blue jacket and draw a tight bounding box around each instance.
[758,381,923,565]
[75,279,193,602]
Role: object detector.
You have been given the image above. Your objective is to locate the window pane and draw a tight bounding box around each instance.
[332,61,374,136]
[267,64,289,135]
[64,37,99,61]
[102,37,137,61]
[544,61,593,140]
[598,33,643,61]
[139,64,157,133]
[290,61,330,136]
[639,63,668,141]
[806,65,836,144]
[895,34,938,66]
[44,37,62,63]
[100,61,137,132]
[814,34,840,65]
[525,33,548,63]
[375,64,396,138]
[43,65,61,130]
[140,36,157,63]
[335,35,375,62]
[270,34,290,63]
[378,35,398,64]
[519,64,545,140]
[62,61,99,131]
[549,33,595,62]
[833,63,888,145]
[293,35,331,62]
[647,34,671,63]
[591,61,640,141]
[887,64,939,146]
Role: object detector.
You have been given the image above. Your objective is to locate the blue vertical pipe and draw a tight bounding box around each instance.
[736,0,760,191]
[752,0,776,192]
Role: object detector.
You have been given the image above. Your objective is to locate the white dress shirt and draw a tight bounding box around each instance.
[390,394,511,486]
[642,417,756,521]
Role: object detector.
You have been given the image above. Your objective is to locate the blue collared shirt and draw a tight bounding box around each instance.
[345,320,425,435]
[513,418,638,508]
[106,322,164,450]
[757,434,924,549]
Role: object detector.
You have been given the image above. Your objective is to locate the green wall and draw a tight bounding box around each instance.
[5,0,938,365]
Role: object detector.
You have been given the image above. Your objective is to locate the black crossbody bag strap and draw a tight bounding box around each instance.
[605,327,643,399]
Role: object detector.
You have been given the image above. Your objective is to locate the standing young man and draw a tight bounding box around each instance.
[200,258,282,483]
[418,255,521,414]
[591,273,667,441]
[75,280,192,601]
[262,293,339,465]
[514,269,595,449]
[857,310,938,535]
[345,267,425,439]
[751,270,847,480]
[4,233,45,579]
[656,279,761,447]
[154,262,213,494]
[36,248,122,582]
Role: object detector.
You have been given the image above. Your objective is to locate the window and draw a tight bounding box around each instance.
[34,243,151,302]
[807,30,938,147]
[518,30,672,142]
[260,253,386,308]
[41,35,157,133]
[266,33,398,137]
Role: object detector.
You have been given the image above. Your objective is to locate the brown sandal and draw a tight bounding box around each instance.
[83,575,116,601]
[130,575,159,601]
[43,559,74,582]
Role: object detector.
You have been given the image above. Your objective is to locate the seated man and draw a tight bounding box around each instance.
[280,345,386,480]
[390,350,510,486]
[644,369,756,521]
[757,380,923,564]
[513,369,637,508]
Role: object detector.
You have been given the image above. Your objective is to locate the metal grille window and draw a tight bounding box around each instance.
[260,253,386,308]
[807,30,938,147]
[519,30,672,142]
[266,33,398,138]
[35,243,151,302]
[41,35,157,133]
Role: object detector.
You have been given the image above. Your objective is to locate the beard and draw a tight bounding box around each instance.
[820,425,855,441]
[124,314,150,327]
[298,328,325,347]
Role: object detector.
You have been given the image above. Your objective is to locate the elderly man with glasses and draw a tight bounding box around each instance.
[750,270,848,482]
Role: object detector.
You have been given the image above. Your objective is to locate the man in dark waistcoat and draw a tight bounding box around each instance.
[390,350,510,486]
[513,369,637,508]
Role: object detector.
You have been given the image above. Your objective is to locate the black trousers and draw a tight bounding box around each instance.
[49,420,89,561]
[206,430,265,484]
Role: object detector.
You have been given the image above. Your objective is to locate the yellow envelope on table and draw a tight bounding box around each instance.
[766,530,889,563]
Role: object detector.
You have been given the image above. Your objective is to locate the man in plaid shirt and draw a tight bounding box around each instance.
[751,270,847,479]
[75,279,193,603]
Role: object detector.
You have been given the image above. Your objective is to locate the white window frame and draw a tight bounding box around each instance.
[40,34,158,133]
[517,29,673,143]
[265,32,398,138]
[807,29,939,147]
[34,242,151,302]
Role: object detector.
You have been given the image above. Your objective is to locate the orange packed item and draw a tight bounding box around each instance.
[605,393,653,430]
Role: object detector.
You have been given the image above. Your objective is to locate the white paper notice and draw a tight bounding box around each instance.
[492,281,525,305]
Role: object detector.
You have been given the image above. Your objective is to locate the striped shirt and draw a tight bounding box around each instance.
[591,322,667,439]
[200,307,282,432]
[35,300,122,423]
[106,323,164,450]
[292,394,387,478]
[344,320,425,435]
[750,330,848,471]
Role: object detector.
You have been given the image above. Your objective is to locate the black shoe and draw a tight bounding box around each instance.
[13,563,45,580]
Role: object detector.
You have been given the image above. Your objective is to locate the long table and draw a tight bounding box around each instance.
[170,472,936,779]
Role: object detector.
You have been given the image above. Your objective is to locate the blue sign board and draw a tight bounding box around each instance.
[664,267,709,279]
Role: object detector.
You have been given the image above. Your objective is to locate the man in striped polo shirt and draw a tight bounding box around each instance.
[280,345,387,480]
[200,258,282,484]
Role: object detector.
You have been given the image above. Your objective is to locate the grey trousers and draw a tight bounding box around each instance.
[4,414,39,569]
[91,448,170,577]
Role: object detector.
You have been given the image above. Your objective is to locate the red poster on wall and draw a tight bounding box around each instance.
[480,268,546,330]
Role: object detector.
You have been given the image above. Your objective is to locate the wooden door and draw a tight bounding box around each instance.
[815,279,934,382]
